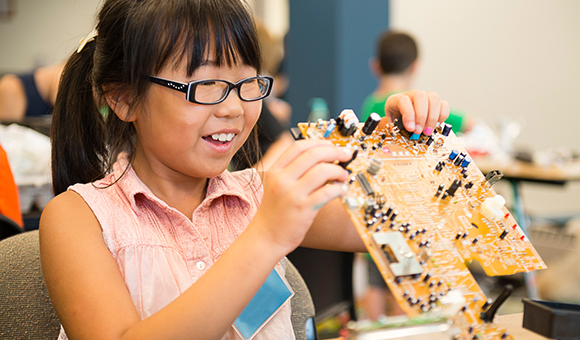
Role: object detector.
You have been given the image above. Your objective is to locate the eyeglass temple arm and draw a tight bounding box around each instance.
[149,76,189,94]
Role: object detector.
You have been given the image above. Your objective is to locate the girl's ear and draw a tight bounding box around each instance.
[104,91,135,122]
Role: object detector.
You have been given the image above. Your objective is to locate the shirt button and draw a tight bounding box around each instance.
[196,261,206,270]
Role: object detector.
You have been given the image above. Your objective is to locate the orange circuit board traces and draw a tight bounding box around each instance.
[297,116,546,340]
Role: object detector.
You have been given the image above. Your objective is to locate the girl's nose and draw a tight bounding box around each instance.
[214,90,243,118]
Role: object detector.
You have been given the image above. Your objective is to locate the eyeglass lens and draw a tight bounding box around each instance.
[193,77,269,104]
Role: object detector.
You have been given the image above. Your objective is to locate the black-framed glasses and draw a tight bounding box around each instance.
[149,75,273,105]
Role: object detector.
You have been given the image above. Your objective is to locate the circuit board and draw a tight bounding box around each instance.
[295,114,546,340]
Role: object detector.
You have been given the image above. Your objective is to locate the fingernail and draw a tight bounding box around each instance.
[410,133,420,140]
[424,127,433,135]
[407,122,415,131]
[414,125,423,134]
[343,148,354,156]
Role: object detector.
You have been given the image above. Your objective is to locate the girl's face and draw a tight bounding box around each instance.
[130,55,262,184]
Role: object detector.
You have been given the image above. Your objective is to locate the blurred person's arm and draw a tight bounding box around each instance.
[0,74,26,122]
[0,63,64,123]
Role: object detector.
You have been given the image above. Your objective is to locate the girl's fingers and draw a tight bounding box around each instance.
[280,145,353,182]
[439,100,450,124]
[269,139,333,170]
[387,93,415,132]
[423,92,441,135]
[409,90,429,135]
[308,182,347,211]
[386,90,449,135]
[292,162,350,196]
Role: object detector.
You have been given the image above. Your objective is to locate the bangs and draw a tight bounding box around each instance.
[127,0,261,79]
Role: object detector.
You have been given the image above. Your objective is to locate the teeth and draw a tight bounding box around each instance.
[210,133,235,142]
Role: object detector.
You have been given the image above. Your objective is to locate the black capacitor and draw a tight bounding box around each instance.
[435,162,444,172]
[423,273,431,283]
[499,229,509,240]
[442,123,453,136]
[455,232,463,240]
[360,143,367,150]
[390,211,398,221]
[472,237,479,244]
[454,152,466,166]
[462,231,469,239]
[465,181,474,189]
[380,132,387,140]
[446,179,462,197]
[362,112,381,135]
[426,136,434,146]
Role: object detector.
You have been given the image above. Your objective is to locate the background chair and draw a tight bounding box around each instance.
[0,229,317,340]
[0,230,60,339]
[0,213,23,241]
[286,260,317,340]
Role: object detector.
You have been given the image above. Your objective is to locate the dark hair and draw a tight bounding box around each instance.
[377,31,418,75]
[51,0,262,195]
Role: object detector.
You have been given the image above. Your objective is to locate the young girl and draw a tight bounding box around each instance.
[40,0,449,339]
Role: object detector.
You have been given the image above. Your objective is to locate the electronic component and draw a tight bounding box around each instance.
[324,120,336,138]
[338,149,358,170]
[372,231,423,277]
[356,172,375,196]
[481,285,514,323]
[441,123,452,136]
[481,195,506,221]
[445,179,462,197]
[367,158,382,176]
[449,149,459,160]
[336,109,358,136]
[362,112,381,135]
[485,169,504,186]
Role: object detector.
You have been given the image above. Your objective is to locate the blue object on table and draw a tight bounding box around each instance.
[234,268,293,339]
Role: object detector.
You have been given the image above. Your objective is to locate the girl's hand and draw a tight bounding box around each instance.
[385,90,450,136]
[252,139,353,254]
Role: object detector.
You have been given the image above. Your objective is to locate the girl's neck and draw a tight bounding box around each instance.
[131,152,209,219]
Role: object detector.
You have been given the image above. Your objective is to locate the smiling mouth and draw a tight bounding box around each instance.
[203,133,236,143]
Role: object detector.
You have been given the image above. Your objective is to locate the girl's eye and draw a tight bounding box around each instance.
[199,81,217,86]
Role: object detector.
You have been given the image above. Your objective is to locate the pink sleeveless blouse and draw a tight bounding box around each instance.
[57,152,295,340]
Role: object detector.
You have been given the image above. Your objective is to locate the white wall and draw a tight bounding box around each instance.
[390,0,580,216]
[390,0,580,151]
[0,0,101,72]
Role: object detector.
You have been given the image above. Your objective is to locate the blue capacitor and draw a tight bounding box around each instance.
[449,149,459,160]
[324,122,336,138]
[461,158,471,168]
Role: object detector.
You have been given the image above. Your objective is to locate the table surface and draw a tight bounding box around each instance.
[498,313,547,339]
[474,157,580,184]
